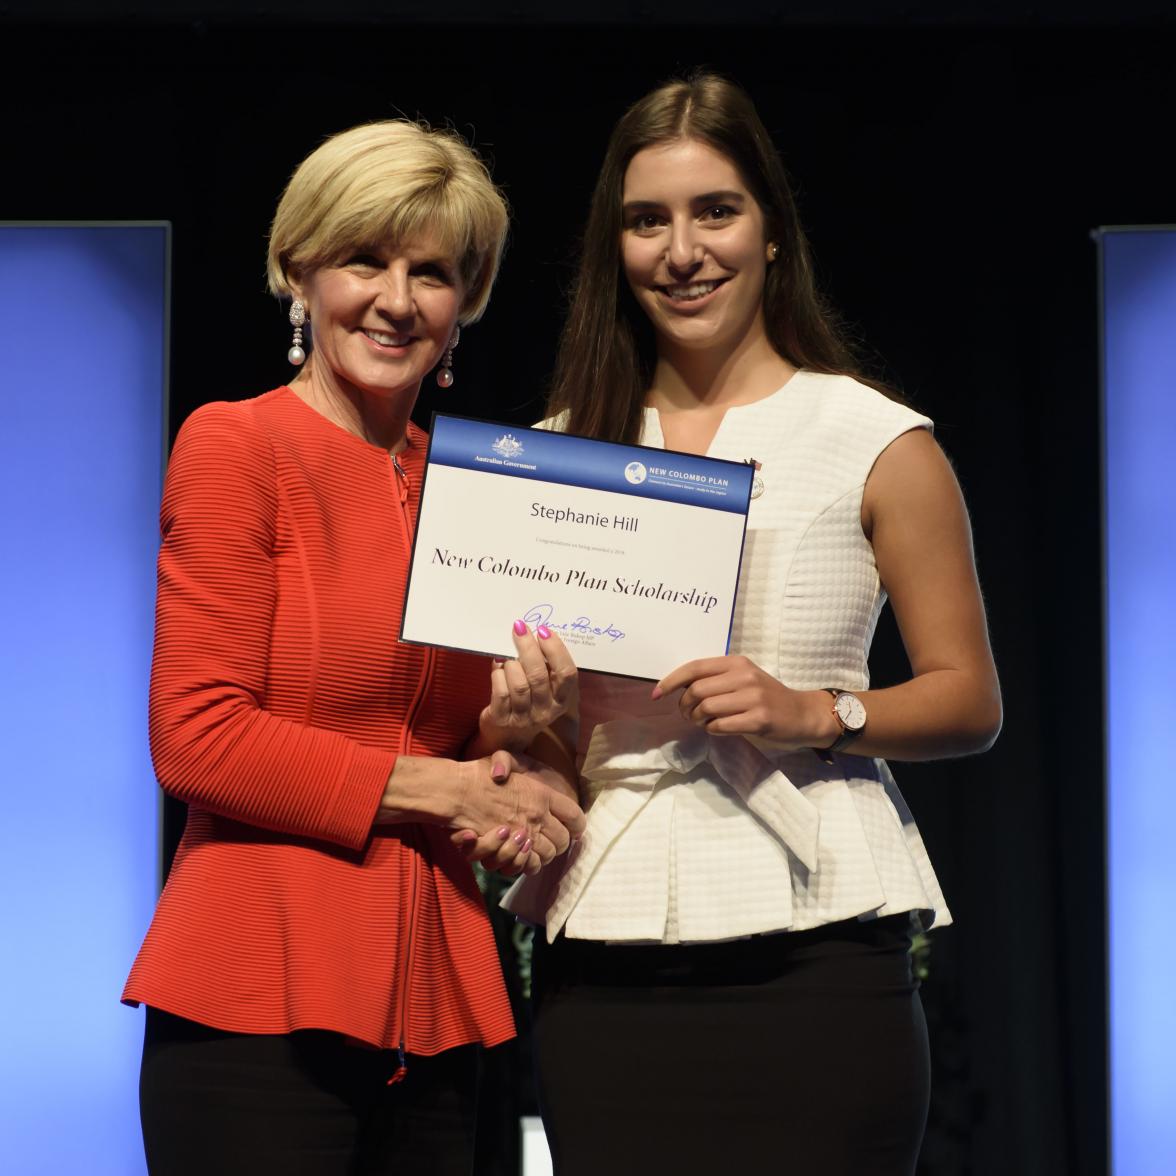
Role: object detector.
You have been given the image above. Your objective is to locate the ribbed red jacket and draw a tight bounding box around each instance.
[123,387,515,1054]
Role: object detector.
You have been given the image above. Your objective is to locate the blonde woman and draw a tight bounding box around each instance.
[124,121,583,1175]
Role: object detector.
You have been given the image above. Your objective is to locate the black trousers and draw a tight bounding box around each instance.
[531,915,930,1176]
[139,1008,477,1176]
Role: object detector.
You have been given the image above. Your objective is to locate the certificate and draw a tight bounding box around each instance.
[400,415,754,680]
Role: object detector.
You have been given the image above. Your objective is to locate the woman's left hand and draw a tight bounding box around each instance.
[478,621,579,753]
[653,655,834,751]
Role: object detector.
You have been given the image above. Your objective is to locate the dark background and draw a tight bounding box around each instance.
[6,3,1172,1172]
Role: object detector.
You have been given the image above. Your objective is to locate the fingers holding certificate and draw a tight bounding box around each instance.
[480,620,578,753]
[401,415,754,680]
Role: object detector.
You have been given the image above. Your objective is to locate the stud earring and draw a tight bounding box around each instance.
[288,300,307,366]
[436,326,460,388]
[767,242,780,262]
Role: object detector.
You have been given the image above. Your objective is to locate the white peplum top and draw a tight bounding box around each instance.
[502,371,951,944]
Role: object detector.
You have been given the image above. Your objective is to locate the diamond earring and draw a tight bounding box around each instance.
[288,300,307,366]
[436,326,460,388]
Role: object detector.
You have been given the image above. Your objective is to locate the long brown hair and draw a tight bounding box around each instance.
[548,71,880,443]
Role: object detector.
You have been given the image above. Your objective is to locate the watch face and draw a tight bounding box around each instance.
[834,692,867,732]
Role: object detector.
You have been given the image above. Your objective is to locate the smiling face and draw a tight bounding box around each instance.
[291,230,464,405]
[621,138,774,360]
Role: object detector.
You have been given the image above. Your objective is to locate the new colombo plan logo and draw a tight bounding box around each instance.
[491,434,525,459]
[624,461,648,484]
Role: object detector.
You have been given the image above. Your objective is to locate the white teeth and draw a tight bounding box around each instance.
[664,280,720,301]
[364,329,411,346]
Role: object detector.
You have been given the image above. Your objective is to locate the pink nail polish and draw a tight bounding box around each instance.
[496,826,509,839]
[513,830,526,845]
[536,625,552,640]
[522,838,533,854]
[513,619,528,636]
[650,686,663,701]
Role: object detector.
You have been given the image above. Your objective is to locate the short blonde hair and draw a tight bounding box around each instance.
[266,120,509,324]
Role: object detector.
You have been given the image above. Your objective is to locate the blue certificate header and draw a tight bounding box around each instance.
[427,414,753,514]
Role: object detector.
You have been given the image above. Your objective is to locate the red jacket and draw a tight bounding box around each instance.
[123,388,514,1054]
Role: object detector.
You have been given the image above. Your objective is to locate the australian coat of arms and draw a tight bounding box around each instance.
[491,434,525,459]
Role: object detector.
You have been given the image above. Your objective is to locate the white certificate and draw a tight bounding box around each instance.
[400,415,754,680]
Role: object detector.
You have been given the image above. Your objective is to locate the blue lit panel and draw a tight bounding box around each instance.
[1102,227,1176,1176]
[0,225,167,1174]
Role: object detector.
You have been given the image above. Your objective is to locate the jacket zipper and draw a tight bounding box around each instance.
[389,450,436,1084]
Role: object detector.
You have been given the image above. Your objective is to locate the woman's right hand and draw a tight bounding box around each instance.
[450,752,586,877]
[477,622,578,754]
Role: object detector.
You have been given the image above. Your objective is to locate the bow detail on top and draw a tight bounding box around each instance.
[502,715,822,942]
[578,719,821,873]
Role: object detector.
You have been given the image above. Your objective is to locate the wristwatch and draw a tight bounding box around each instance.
[822,688,867,755]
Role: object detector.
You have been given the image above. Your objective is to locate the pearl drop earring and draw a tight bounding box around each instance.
[288,300,307,366]
[436,326,460,388]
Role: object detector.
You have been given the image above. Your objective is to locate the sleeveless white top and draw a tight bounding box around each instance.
[502,371,951,943]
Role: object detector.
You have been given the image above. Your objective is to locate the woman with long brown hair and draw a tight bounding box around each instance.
[506,73,1001,1175]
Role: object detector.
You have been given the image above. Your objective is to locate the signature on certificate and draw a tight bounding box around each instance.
[523,604,626,643]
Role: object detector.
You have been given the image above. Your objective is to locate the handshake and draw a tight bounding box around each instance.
[448,749,586,878]
[454,618,585,877]
[377,621,583,877]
